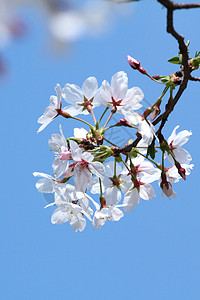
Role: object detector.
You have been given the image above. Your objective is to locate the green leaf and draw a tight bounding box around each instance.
[168,56,181,64]
[195,51,200,57]
[147,140,157,160]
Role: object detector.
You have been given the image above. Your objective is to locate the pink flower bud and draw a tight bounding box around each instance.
[175,162,186,180]
[127,55,140,70]
[59,109,71,119]
[152,75,161,80]
[119,118,132,127]
[127,55,147,75]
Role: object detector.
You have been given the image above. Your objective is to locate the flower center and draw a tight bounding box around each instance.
[77,159,89,171]
[169,140,177,151]
[109,176,121,187]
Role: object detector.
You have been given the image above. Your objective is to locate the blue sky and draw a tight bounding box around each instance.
[1,1,200,299]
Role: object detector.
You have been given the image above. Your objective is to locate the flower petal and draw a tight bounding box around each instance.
[140,183,155,200]
[111,71,128,101]
[82,77,98,100]
[62,83,83,105]
[123,188,140,212]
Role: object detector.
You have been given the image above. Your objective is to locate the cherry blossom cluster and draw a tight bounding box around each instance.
[34,69,193,232]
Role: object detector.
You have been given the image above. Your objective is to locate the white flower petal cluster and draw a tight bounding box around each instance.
[122,156,160,212]
[34,73,194,232]
[166,125,192,164]
[100,71,143,117]
[37,84,62,133]
[69,140,105,192]
[62,77,101,117]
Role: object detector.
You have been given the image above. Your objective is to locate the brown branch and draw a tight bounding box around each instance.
[153,0,200,136]
[113,0,200,154]
[113,136,141,155]
[158,0,200,9]
[189,75,200,81]
[174,3,200,9]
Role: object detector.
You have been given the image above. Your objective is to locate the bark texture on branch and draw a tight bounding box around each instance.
[114,0,200,154]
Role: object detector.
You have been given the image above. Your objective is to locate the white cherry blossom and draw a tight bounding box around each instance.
[166,163,194,183]
[51,203,87,232]
[33,172,64,194]
[62,77,101,117]
[89,197,124,229]
[122,156,160,212]
[123,182,156,212]
[100,71,143,117]
[37,84,62,133]
[159,164,193,199]
[91,160,131,205]
[70,140,105,192]
[166,125,192,165]
[46,185,93,232]
[48,125,71,177]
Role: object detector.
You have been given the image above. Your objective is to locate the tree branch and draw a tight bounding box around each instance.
[113,0,200,153]
[153,0,200,136]
[157,0,200,9]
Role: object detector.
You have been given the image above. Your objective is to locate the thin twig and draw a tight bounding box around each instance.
[112,0,200,153]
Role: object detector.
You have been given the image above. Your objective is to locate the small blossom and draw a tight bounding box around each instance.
[33,172,64,194]
[166,125,192,165]
[123,156,159,212]
[48,125,71,177]
[48,186,93,232]
[62,77,101,117]
[100,71,143,117]
[70,140,105,192]
[91,161,132,205]
[51,203,87,232]
[37,84,63,133]
[90,198,124,229]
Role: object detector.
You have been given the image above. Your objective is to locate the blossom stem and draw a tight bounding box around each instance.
[121,159,130,171]
[90,108,97,125]
[71,116,92,128]
[151,86,169,110]
[105,124,137,131]
[160,86,169,98]
[103,112,114,128]
[99,178,103,197]
[146,73,164,84]
[114,158,117,176]
[99,107,109,123]
[137,151,161,169]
